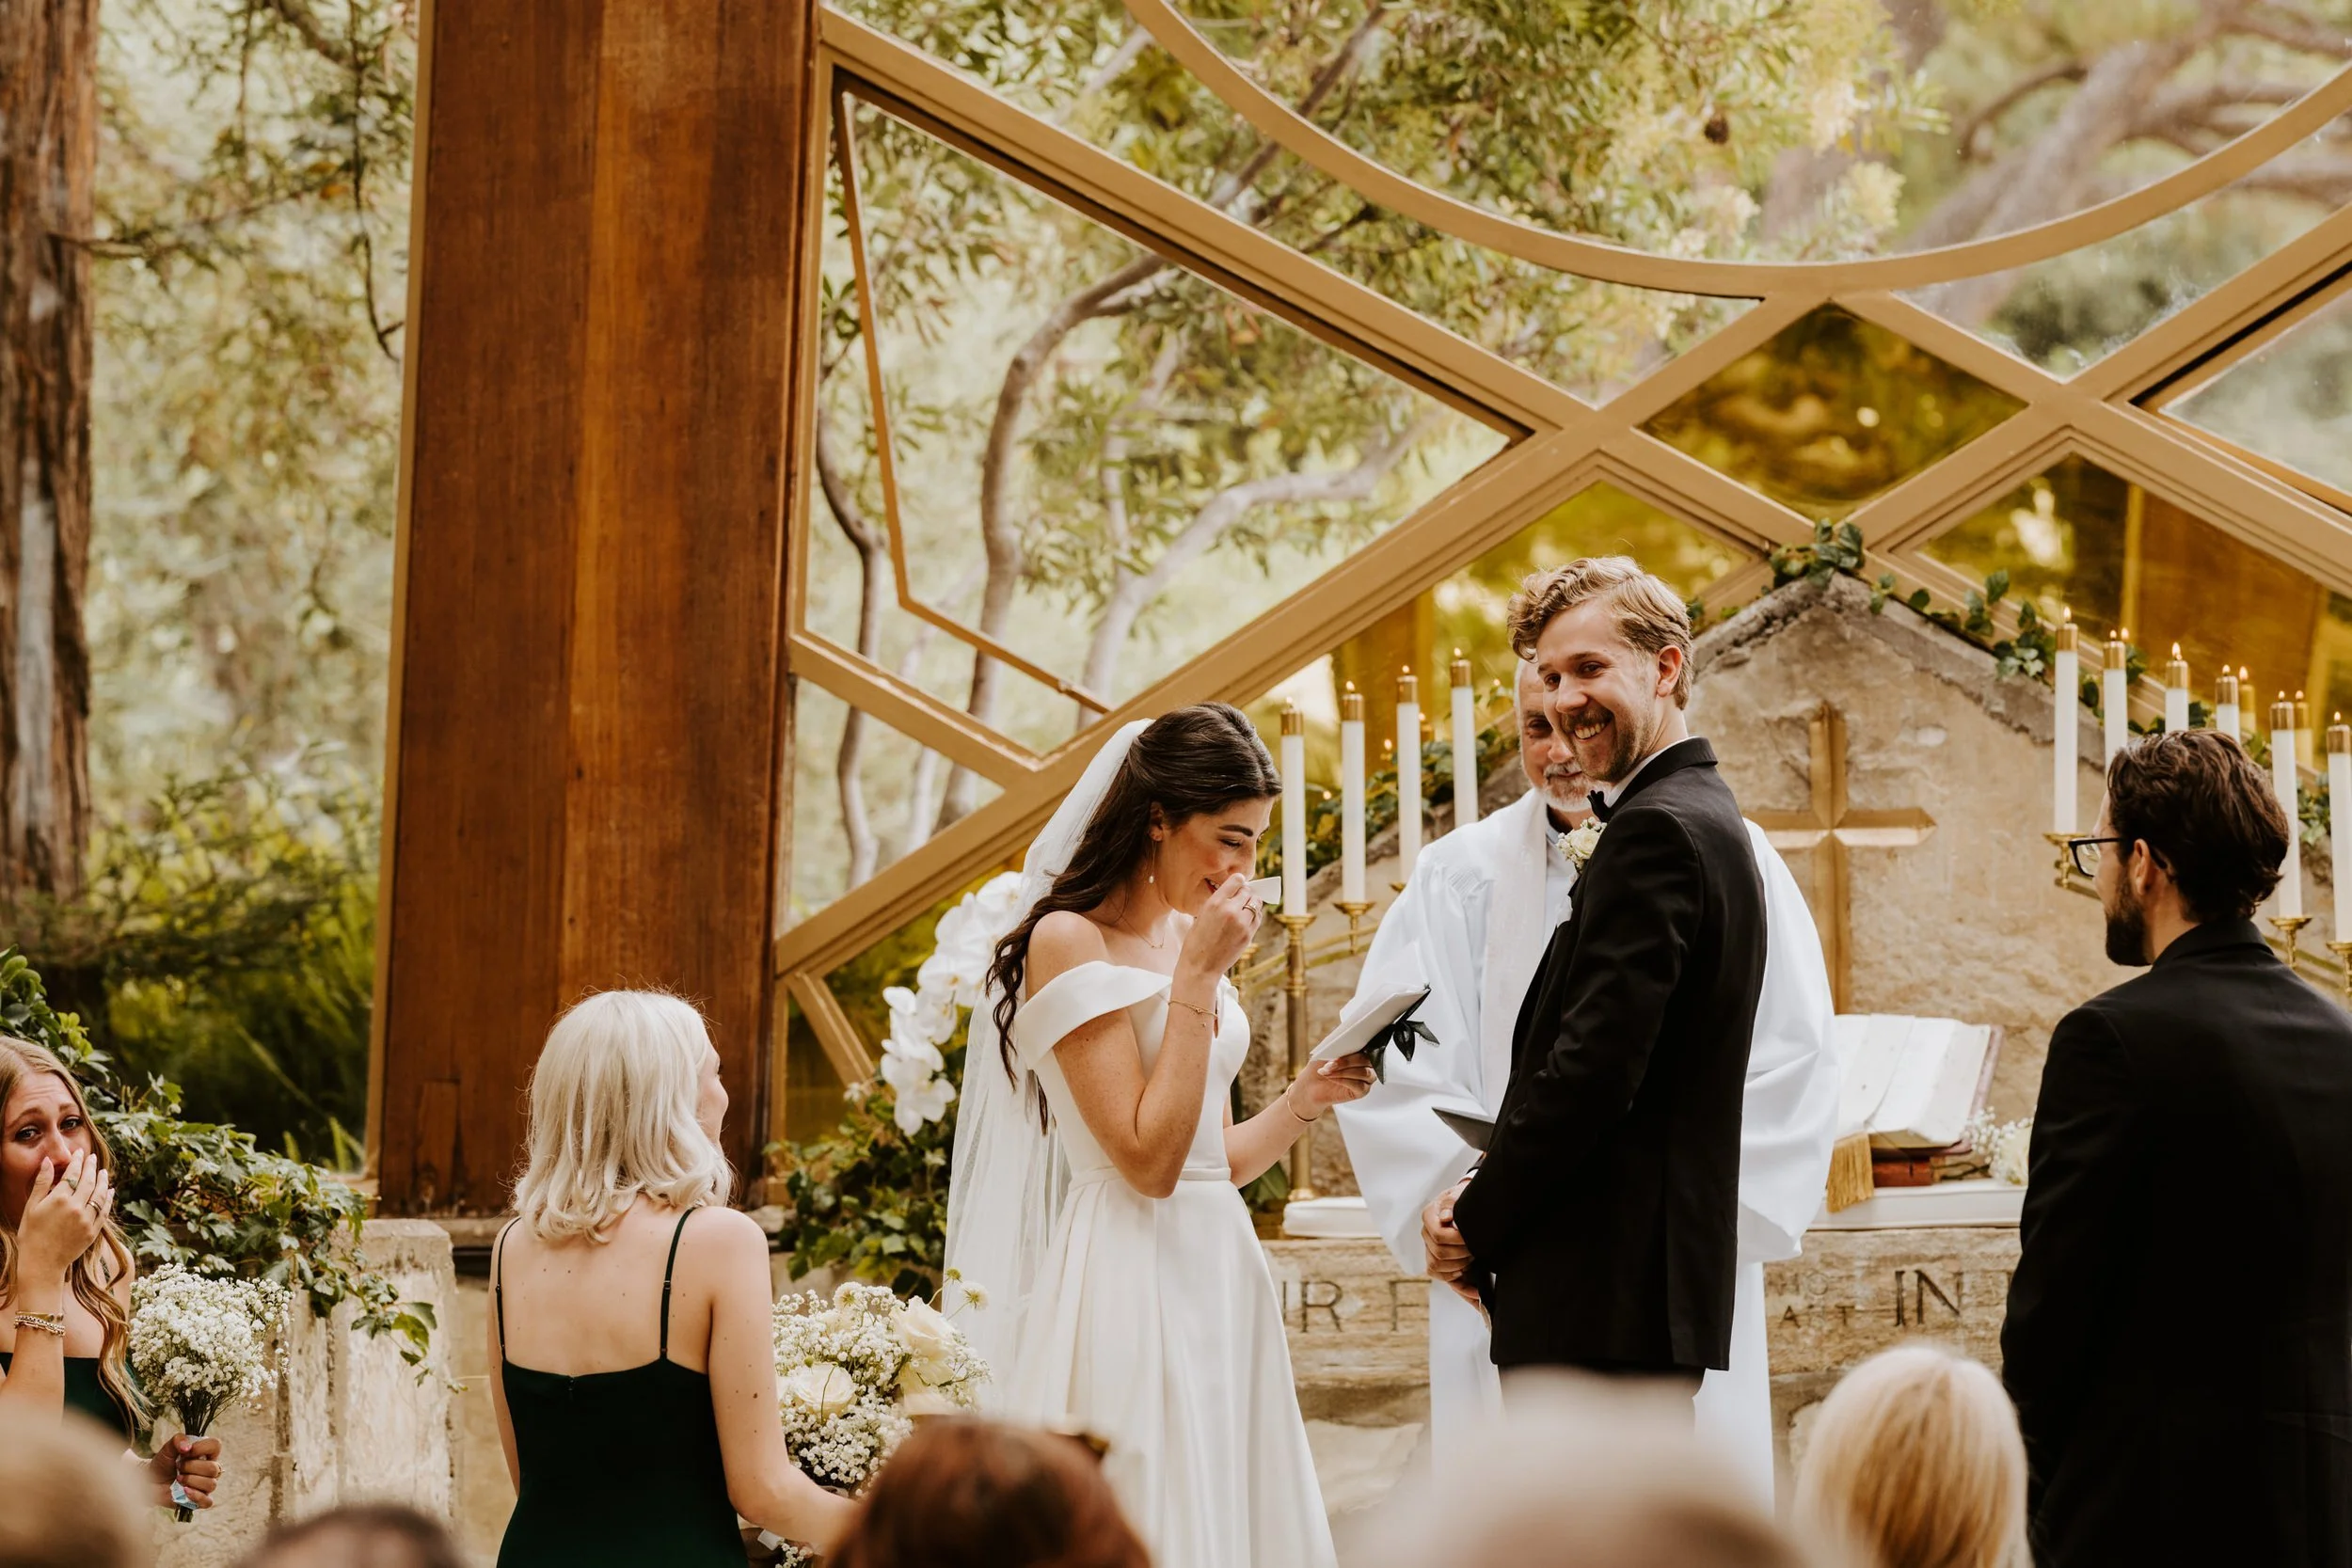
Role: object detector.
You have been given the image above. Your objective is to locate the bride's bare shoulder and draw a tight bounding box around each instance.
[1028,910,1110,988]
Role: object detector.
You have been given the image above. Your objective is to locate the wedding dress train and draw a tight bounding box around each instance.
[1003,959,1336,1568]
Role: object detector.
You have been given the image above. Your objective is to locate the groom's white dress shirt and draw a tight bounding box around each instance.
[1333,786,1839,1504]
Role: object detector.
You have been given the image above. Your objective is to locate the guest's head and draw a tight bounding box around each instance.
[0,1037,142,1420]
[238,1503,467,1568]
[1507,557,1694,784]
[829,1418,1148,1568]
[1518,658,1592,823]
[1353,1372,1822,1568]
[510,990,733,1242]
[0,1410,152,1568]
[2095,729,2286,964]
[1794,1344,2026,1568]
[987,702,1279,1050]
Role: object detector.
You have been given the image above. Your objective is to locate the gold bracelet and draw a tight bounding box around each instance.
[1168,996,1216,1022]
[12,1311,65,1338]
[1283,1087,1319,1127]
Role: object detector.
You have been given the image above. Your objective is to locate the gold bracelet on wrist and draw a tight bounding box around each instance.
[1283,1087,1319,1127]
[12,1311,66,1338]
[1168,996,1216,1023]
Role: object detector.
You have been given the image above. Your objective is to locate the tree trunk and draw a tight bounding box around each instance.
[0,0,96,903]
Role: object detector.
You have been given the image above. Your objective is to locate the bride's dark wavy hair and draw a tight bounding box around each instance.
[986,703,1279,1102]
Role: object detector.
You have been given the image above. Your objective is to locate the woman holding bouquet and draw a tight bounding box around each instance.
[946,705,1378,1568]
[0,1036,225,1510]
[491,990,852,1565]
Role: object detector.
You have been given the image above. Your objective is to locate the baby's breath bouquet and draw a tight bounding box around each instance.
[129,1265,290,1519]
[761,1275,989,1565]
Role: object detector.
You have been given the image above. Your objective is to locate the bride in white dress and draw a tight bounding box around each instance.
[945,705,1375,1568]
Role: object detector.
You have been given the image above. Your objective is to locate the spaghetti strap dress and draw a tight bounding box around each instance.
[495,1209,744,1568]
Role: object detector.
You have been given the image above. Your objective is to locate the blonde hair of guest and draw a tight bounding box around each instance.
[1795,1343,2027,1568]
[510,990,733,1242]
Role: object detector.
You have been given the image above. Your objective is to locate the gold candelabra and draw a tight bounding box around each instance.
[2331,941,2352,1006]
[2042,832,2082,892]
[2272,914,2312,973]
[1335,900,1373,956]
[1277,911,1320,1200]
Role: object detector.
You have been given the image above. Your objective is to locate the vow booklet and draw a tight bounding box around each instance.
[1433,1105,1494,1152]
[1309,986,1431,1063]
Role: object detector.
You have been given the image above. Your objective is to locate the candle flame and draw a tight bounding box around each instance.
[2241,667,2250,680]
[1344,680,1357,692]
[2172,642,2182,658]
[2298,689,2307,701]
[2061,606,2072,623]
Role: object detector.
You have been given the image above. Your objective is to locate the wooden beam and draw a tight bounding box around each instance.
[372,0,820,1212]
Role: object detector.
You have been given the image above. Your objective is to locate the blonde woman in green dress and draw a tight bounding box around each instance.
[491,990,851,1566]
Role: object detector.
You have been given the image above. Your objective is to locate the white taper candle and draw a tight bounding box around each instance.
[2330,721,2352,939]
[2053,620,2079,834]
[1280,705,1309,917]
[2273,696,2303,920]
[2104,633,2130,762]
[2164,644,2190,734]
[2216,670,2241,744]
[1341,685,1366,905]
[1451,653,1479,830]
[1395,672,1422,881]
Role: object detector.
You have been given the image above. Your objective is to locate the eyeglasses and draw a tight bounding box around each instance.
[2066,836,2127,878]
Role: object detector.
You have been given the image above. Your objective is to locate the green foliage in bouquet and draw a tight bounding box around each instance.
[770,1051,959,1302]
[0,949,435,1368]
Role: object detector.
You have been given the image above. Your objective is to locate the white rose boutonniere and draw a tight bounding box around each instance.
[1561,819,1606,876]
[781,1362,859,1418]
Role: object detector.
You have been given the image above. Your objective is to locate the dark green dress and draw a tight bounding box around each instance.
[0,1350,133,1435]
[495,1209,743,1568]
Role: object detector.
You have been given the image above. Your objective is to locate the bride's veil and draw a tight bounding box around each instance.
[946,718,1149,1399]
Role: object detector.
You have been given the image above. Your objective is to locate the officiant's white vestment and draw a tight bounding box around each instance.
[1334,789,1838,1502]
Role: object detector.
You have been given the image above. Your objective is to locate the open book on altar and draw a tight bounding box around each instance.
[1823,1015,2003,1211]
[1836,1015,2003,1151]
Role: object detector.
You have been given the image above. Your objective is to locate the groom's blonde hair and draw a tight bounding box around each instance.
[1507,556,1693,707]
[512,990,733,1241]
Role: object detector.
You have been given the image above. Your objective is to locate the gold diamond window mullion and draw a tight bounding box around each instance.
[778,0,2352,1068]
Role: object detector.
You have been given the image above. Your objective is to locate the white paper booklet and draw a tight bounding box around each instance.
[1309,986,1431,1062]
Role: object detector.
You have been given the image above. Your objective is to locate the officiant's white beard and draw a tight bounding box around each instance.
[1518,664,1593,825]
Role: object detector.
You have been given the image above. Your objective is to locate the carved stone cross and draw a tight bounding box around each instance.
[1750,701,1936,1011]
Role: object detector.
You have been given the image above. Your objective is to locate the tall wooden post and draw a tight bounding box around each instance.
[370,0,819,1212]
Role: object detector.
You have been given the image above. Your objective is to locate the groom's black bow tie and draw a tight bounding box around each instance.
[1587,789,1613,822]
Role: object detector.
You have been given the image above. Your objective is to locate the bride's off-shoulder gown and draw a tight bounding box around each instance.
[1006,960,1336,1568]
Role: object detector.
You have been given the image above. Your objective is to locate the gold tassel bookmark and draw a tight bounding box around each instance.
[1824,1132,1875,1213]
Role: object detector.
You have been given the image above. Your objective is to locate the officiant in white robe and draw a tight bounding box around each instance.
[1334,661,1839,1504]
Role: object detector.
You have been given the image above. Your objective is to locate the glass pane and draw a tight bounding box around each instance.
[1899,111,2352,376]
[1919,454,2352,718]
[2168,290,2352,496]
[1641,305,2025,521]
[787,682,1003,927]
[780,1006,851,1145]
[1242,149,1758,406]
[830,93,1510,755]
[1244,483,1751,846]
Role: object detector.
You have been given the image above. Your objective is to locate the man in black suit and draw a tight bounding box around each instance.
[2006,730,2352,1566]
[1433,557,1767,1386]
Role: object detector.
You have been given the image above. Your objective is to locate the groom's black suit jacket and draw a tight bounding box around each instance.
[1450,737,1766,1373]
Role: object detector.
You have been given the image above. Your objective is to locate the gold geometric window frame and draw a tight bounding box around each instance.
[777,6,2352,1094]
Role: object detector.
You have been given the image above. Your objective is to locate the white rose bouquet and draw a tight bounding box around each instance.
[128,1266,290,1519]
[764,1275,989,1564]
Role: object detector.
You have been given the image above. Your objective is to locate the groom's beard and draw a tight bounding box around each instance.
[1568,700,1647,784]
[2104,881,2151,966]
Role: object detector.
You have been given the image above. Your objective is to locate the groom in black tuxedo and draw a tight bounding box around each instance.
[1438,557,1766,1384]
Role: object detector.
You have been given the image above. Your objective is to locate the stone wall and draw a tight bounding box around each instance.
[1270,1219,2023,1498]
[154,1221,459,1567]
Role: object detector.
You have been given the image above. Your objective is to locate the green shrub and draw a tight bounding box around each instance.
[0,949,433,1366]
